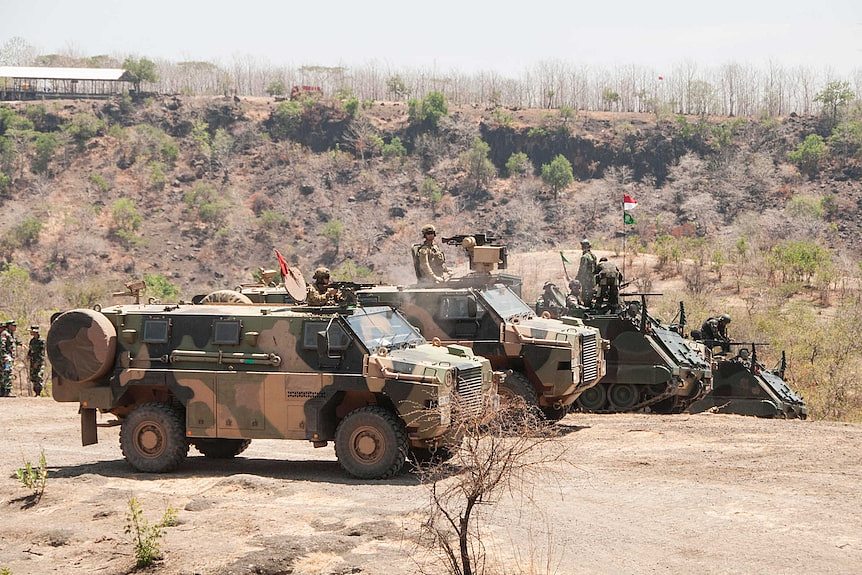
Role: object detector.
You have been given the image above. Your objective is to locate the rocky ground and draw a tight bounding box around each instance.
[1,397,860,575]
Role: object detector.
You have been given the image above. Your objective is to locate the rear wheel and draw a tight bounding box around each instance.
[120,403,189,473]
[608,383,639,411]
[192,438,252,459]
[335,406,408,479]
[577,383,608,412]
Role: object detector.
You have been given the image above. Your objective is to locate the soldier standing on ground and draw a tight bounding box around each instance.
[306,267,341,306]
[576,239,597,307]
[700,314,732,354]
[28,325,45,397]
[1,320,19,397]
[416,224,449,284]
[595,257,623,311]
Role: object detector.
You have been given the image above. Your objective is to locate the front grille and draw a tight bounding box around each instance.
[581,333,599,384]
[455,366,484,415]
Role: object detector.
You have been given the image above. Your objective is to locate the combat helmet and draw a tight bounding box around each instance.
[719,313,732,324]
[580,238,591,248]
[313,267,331,281]
[421,224,437,236]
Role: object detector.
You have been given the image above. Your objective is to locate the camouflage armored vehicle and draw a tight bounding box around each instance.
[47,301,498,479]
[689,343,807,419]
[537,285,712,413]
[355,234,607,421]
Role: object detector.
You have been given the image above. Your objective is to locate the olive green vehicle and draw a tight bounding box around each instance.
[357,283,606,421]
[47,302,498,479]
[536,286,712,413]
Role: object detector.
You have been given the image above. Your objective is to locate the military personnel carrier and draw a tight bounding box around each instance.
[356,234,607,421]
[537,286,712,413]
[47,301,498,479]
[689,343,807,419]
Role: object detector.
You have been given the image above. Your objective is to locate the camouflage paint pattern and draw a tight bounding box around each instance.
[48,303,494,449]
[357,284,606,411]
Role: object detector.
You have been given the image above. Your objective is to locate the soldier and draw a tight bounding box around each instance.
[594,257,623,311]
[701,314,732,354]
[415,224,449,284]
[576,239,597,307]
[1,320,18,397]
[28,325,45,397]
[306,267,341,306]
[566,279,584,309]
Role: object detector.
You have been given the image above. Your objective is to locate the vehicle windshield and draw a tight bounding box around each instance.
[480,285,534,320]
[345,306,426,350]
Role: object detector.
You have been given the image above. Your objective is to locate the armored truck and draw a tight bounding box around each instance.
[537,286,712,413]
[689,344,807,419]
[47,302,498,479]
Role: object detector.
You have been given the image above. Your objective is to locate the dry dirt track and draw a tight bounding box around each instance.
[1,398,860,575]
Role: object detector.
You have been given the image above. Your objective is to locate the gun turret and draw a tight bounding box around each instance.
[112,280,146,304]
[442,233,508,273]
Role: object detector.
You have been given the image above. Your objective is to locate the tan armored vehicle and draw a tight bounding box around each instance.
[47,301,498,479]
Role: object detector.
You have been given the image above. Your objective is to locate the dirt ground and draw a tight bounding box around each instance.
[1,398,860,575]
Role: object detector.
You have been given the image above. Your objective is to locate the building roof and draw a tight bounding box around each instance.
[0,66,131,81]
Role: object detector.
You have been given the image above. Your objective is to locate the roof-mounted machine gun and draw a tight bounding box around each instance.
[113,280,146,304]
[442,233,508,274]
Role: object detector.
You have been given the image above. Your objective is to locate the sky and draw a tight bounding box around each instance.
[1,0,860,75]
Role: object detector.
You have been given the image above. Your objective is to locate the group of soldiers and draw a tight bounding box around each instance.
[0,320,45,397]
[572,239,624,310]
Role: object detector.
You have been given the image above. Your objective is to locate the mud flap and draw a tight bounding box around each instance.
[81,407,98,446]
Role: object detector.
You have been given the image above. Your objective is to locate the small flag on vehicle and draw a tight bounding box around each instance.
[560,251,570,264]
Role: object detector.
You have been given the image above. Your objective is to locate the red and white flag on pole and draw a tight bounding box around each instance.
[623,194,638,225]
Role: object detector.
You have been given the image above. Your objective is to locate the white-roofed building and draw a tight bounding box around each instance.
[0,66,135,100]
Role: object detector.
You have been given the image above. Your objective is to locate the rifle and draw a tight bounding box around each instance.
[441,233,499,247]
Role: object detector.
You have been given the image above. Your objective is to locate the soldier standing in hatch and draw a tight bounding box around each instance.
[306,267,341,306]
[700,314,732,354]
[1,320,19,397]
[576,239,597,307]
[595,257,623,311]
[416,224,449,284]
[28,325,45,397]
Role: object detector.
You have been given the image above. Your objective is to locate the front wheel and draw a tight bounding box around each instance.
[540,404,569,422]
[120,402,189,473]
[335,406,408,479]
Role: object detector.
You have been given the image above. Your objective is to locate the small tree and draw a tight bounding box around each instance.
[265,79,286,97]
[408,91,448,129]
[386,74,408,99]
[123,57,158,93]
[814,81,854,126]
[125,497,178,568]
[787,134,827,179]
[460,137,496,191]
[382,136,407,162]
[505,152,532,178]
[540,154,574,199]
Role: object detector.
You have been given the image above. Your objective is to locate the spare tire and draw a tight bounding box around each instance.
[47,309,117,384]
[199,290,253,304]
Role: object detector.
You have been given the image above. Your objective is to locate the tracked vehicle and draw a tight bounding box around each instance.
[48,299,498,479]
[689,343,807,419]
[537,285,711,413]
[356,234,607,421]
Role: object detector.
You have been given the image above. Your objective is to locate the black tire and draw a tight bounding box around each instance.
[608,383,640,411]
[335,406,408,479]
[499,371,540,408]
[577,383,608,412]
[199,290,253,304]
[120,402,189,473]
[540,404,569,422]
[192,438,252,459]
[410,445,457,466]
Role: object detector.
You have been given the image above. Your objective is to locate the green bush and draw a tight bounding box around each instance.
[788,134,827,178]
[382,136,406,160]
[270,100,303,140]
[88,173,111,193]
[505,152,532,177]
[148,161,167,190]
[769,240,830,283]
[460,137,496,191]
[64,113,105,149]
[344,97,360,117]
[183,183,228,224]
[540,154,574,199]
[10,216,42,247]
[125,497,177,568]
[421,177,443,204]
[258,209,286,229]
[32,133,58,174]
[265,79,286,97]
[15,449,48,501]
[110,198,143,246]
[0,170,10,194]
[491,107,513,127]
[144,273,179,301]
[408,91,448,129]
[322,220,344,245]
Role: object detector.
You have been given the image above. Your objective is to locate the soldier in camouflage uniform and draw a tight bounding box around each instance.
[415,224,449,284]
[576,239,597,307]
[28,325,45,397]
[306,267,341,305]
[700,314,732,354]
[1,320,19,397]
[594,257,623,311]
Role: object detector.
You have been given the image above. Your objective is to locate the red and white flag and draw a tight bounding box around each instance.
[623,194,638,211]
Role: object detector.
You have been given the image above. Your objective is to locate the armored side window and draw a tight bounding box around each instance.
[212,320,241,345]
[142,319,170,343]
[438,296,481,320]
[303,321,350,351]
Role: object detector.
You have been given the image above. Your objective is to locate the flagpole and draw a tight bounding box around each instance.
[622,197,627,281]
